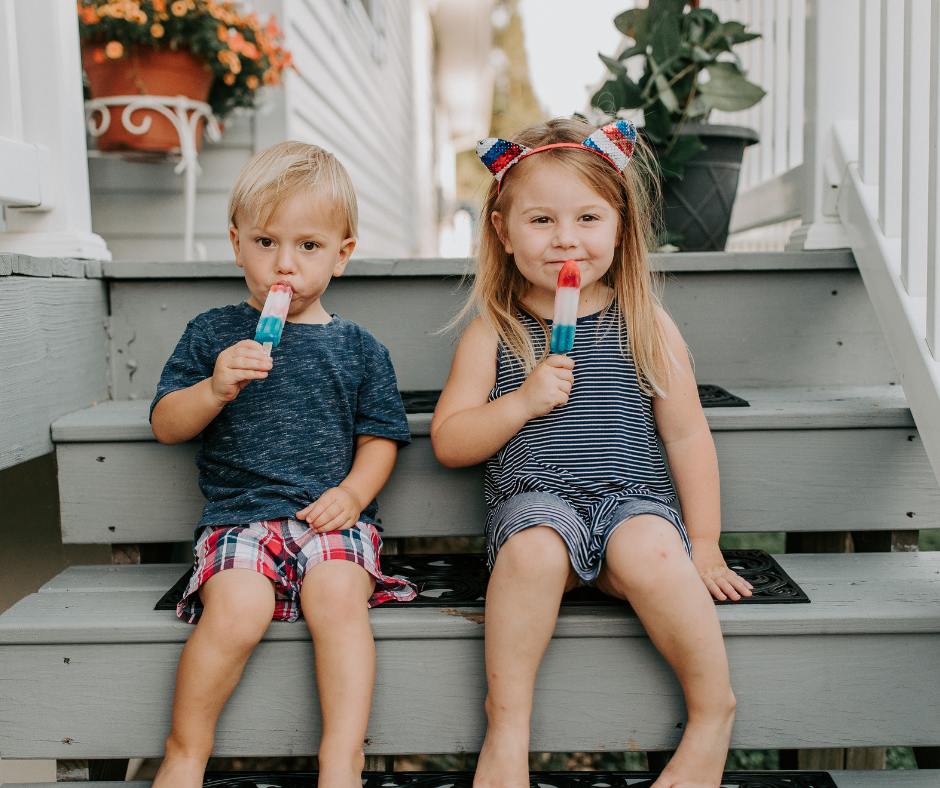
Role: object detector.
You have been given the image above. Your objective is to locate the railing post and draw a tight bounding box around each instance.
[879,0,903,239]
[901,0,931,297]
[0,0,109,260]
[787,0,858,250]
[858,0,880,185]
[927,0,940,356]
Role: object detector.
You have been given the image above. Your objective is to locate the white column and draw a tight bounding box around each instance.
[858,0,880,185]
[787,0,859,250]
[0,0,110,260]
[927,0,940,356]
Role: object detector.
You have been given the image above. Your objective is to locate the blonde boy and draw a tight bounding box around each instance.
[149,142,414,788]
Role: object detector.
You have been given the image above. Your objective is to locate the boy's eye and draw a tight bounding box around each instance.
[302,241,319,251]
[257,238,274,248]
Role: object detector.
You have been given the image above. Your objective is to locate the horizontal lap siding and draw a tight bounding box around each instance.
[0,277,108,470]
[89,1,421,260]
[285,0,416,257]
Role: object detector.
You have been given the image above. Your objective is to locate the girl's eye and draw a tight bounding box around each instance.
[302,241,319,251]
[580,215,598,222]
[532,216,551,224]
[257,238,274,248]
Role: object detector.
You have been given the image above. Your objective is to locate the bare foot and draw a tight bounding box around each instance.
[473,723,530,788]
[651,707,735,788]
[151,752,207,788]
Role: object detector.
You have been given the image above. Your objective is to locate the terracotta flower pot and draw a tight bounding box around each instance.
[81,45,214,153]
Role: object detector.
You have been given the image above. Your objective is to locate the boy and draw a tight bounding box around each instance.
[149,142,414,788]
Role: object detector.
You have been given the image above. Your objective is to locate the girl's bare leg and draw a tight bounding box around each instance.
[301,560,376,788]
[474,526,578,788]
[152,568,276,788]
[596,516,736,788]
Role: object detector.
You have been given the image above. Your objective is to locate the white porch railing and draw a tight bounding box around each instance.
[0,0,109,260]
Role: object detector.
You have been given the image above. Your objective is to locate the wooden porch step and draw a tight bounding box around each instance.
[49,387,940,543]
[4,773,939,788]
[1,554,938,758]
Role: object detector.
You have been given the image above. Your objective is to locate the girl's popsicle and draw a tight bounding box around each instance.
[254,283,293,354]
[550,260,581,354]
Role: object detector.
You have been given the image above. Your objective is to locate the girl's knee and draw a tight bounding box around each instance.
[497,526,570,577]
[602,517,690,592]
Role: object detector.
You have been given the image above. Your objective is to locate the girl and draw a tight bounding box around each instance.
[430,118,753,788]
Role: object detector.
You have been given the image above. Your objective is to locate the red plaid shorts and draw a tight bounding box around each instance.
[177,518,417,623]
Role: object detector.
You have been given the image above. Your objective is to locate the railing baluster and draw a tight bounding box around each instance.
[927,0,940,356]
[774,0,789,175]
[879,0,903,239]
[788,0,805,170]
[761,0,775,181]
[901,0,931,296]
[858,0,880,185]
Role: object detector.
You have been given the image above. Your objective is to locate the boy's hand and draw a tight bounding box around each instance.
[297,486,363,533]
[516,355,574,418]
[692,539,753,601]
[211,340,273,404]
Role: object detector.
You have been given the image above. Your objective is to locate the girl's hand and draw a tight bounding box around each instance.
[692,539,753,601]
[297,486,363,533]
[211,339,273,404]
[517,355,575,418]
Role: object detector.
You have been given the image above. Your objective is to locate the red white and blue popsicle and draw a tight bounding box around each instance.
[254,283,293,354]
[549,260,581,354]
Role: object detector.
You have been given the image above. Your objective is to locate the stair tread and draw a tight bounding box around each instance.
[98,251,857,280]
[2,776,937,788]
[50,386,914,443]
[2,553,938,644]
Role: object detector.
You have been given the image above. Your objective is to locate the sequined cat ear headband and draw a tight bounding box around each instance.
[476,120,637,191]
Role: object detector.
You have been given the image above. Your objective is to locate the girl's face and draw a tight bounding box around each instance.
[491,159,621,314]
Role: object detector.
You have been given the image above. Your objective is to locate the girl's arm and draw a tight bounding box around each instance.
[651,308,753,601]
[296,434,398,532]
[431,317,574,468]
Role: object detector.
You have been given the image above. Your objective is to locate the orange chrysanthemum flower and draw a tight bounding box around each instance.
[105,40,124,58]
[151,22,164,37]
[170,0,187,16]
[246,74,258,89]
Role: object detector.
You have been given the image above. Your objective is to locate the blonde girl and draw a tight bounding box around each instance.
[431,117,753,788]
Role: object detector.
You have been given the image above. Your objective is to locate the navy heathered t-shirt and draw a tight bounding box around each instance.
[151,302,411,535]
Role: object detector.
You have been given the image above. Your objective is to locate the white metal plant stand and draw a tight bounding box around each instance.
[84,95,221,261]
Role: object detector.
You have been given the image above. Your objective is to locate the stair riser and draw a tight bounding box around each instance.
[2,634,938,758]
[56,428,940,543]
[107,270,897,401]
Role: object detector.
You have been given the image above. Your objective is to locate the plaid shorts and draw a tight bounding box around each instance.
[177,518,417,623]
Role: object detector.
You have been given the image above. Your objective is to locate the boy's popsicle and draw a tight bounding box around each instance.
[254,283,293,354]
[549,260,581,354]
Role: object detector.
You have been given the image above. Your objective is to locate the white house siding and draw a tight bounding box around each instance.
[89,0,437,261]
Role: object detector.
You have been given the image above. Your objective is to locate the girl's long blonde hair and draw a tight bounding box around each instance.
[464,117,678,397]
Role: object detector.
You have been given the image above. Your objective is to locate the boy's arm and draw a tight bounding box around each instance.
[651,308,753,601]
[297,434,398,532]
[151,339,273,444]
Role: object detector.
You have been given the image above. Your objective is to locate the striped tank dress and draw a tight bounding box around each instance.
[485,306,692,581]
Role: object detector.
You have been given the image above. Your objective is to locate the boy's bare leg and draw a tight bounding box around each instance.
[300,560,377,788]
[473,526,578,788]
[596,515,736,788]
[152,568,276,788]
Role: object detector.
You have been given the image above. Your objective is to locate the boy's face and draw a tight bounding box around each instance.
[230,188,356,324]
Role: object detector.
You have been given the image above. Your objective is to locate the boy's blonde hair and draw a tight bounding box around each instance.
[467,117,677,397]
[228,141,358,239]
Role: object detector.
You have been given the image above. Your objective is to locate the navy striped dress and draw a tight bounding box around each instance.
[485,307,692,581]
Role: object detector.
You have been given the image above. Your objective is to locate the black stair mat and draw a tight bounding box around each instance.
[400,385,748,414]
[202,771,837,788]
[155,549,808,611]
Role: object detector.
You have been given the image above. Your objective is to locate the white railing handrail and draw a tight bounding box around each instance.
[834,0,940,482]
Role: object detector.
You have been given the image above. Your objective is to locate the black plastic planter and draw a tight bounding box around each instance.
[660,123,759,252]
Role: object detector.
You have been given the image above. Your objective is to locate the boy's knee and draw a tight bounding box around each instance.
[498,526,569,577]
[198,571,274,647]
[301,561,372,620]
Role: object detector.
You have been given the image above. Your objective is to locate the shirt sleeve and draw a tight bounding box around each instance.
[355,334,412,446]
[149,317,218,419]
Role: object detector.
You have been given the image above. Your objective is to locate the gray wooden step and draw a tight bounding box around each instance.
[100,253,897,400]
[4,774,939,788]
[1,554,938,757]
[49,388,940,543]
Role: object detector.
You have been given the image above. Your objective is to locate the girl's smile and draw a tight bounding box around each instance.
[491,159,620,318]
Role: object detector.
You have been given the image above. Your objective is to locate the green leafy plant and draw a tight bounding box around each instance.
[592,0,765,179]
